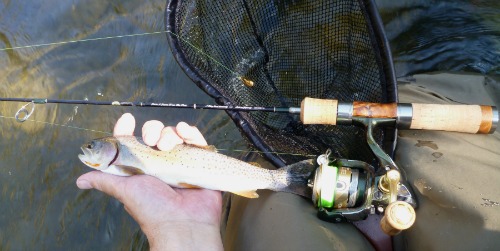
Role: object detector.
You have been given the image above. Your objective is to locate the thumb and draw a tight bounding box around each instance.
[77,171,127,202]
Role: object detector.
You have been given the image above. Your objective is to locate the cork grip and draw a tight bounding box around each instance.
[410,103,494,134]
[300,98,338,125]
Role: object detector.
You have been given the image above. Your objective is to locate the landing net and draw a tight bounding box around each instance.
[165,0,397,167]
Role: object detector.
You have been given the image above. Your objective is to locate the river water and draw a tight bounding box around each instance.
[0,0,498,250]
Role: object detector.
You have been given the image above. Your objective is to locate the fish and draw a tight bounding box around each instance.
[78,136,315,198]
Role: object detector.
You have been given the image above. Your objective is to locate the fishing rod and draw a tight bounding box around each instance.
[2,97,498,134]
[0,97,300,113]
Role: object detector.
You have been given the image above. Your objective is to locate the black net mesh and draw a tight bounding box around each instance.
[165,0,397,167]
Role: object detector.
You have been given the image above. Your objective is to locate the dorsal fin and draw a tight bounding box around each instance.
[193,145,217,152]
[248,162,262,167]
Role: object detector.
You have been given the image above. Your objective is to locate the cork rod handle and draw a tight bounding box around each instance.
[410,103,496,134]
[300,98,498,134]
[300,97,338,125]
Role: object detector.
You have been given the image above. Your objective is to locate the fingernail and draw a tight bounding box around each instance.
[77,179,93,189]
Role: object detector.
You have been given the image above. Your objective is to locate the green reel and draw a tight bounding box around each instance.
[310,150,417,226]
[311,151,376,223]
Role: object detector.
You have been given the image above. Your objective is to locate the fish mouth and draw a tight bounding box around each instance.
[79,146,92,161]
[80,146,93,157]
[78,146,101,169]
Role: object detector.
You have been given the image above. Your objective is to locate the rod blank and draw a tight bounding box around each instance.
[0,97,299,113]
[2,97,498,134]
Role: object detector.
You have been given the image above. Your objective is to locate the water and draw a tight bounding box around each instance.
[0,0,498,250]
[0,1,246,249]
[376,0,500,77]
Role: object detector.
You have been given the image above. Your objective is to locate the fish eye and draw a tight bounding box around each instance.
[86,143,93,149]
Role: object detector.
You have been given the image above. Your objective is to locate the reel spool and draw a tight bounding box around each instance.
[311,151,376,223]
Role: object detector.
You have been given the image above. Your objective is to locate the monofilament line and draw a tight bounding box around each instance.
[0,31,168,51]
[0,114,112,135]
[0,30,241,78]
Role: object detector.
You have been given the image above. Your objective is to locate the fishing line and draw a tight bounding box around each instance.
[217,148,316,157]
[0,31,169,51]
[1,110,311,156]
[0,27,310,157]
[1,102,308,157]
[0,114,112,135]
[1,113,311,156]
[0,29,246,78]
[167,32,240,76]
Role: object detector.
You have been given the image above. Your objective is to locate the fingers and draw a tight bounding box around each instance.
[76,171,126,202]
[157,126,183,151]
[143,121,207,149]
[114,113,135,136]
[112,113,207,148]
[142,120,165,146]
[176,122,208,146]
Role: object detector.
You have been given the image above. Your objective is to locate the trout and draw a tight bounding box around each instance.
[78,136,314,198]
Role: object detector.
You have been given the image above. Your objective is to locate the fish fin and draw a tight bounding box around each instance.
[178,182,202,189]
[84,161,101,168]
[202,145,218,152]
[273,159,316,198]
[232,190,260,198]
[248,162,261,167]
[112,165,145,175]
[189,144,218,152]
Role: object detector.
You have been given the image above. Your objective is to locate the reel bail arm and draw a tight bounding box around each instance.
[353,117,417,235]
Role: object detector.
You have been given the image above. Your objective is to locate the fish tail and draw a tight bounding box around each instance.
[270,159,316,198]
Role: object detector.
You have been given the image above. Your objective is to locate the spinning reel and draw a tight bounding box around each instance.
[308,117,418,236]
[301,97,497,235]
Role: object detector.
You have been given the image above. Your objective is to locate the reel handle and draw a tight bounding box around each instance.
[300,97,498,134]
[380,201,416,236]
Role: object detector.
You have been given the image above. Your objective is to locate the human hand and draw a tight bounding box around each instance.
[76,113,223,251]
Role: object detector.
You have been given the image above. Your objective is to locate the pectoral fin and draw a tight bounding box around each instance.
[109,165,145,176]
[178,182,202,189]
[232,190,260,198]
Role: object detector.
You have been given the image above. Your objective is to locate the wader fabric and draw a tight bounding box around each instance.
[221,72,500,251]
